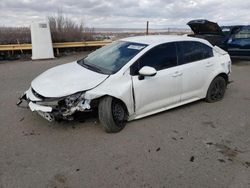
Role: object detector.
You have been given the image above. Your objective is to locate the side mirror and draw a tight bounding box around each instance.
[138,66,157,80]
[139,66,157,76]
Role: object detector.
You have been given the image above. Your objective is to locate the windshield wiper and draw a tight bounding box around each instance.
[87,64,104,74]
[77,59,106,74]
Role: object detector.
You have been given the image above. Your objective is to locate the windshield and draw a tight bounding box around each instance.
[77,41,147,74]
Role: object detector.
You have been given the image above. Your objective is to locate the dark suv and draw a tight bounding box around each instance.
[226,26,250,57]
[188,19,250,57]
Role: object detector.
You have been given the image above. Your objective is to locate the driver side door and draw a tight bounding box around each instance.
[130,42,182,117]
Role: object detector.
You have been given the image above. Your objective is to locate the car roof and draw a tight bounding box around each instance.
[120,35,213,47]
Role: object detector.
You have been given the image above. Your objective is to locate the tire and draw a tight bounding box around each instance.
[205,76,227,103]
[98,96,127,133]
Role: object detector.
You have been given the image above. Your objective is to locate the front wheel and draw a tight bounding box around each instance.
[205,76,227,103]
[98,96,127,133]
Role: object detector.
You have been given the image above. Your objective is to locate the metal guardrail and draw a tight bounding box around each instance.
[0,43,32,51]
[0,40,112,52]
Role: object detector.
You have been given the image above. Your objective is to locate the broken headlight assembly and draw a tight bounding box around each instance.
[57,92,91,117]
[64,92,83,107]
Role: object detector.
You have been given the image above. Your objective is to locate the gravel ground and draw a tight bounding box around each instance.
[0,53,250,188]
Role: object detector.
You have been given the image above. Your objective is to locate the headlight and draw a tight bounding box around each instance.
[64,92,84,107]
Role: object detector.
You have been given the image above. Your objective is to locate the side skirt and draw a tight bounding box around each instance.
[128,97,202,121]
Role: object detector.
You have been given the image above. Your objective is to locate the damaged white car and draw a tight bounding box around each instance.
[17,35,231,133]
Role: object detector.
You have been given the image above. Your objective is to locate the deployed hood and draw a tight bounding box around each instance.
[187,19,223,35]
[31,62,109,98]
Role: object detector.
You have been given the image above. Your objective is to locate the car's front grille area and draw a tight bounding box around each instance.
[31,88,46,100]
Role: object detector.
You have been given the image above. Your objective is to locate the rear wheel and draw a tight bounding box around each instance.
[205,76,226,103]
[98,96,127,133]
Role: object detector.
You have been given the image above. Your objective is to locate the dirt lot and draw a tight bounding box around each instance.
[0,53,250,188]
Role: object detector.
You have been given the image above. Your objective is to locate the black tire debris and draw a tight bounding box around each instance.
[190,156,194,162]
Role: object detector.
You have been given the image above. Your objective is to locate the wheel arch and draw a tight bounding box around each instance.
[205,73,227,102]
[216,73,229,84]
[202,71,229,98]
[90,95,130,116]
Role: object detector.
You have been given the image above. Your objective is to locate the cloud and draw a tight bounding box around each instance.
[0,0,250,28]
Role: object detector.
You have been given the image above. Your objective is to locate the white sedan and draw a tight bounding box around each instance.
[17,35,231,133]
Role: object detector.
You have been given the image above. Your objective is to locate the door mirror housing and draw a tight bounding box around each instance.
[138,66,157,80]
[139,66,157,77]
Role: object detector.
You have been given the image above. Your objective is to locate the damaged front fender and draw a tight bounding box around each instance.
[84,70,134,117]
[18,68,135,122]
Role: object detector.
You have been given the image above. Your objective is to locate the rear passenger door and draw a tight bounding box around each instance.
[177,41,214,101]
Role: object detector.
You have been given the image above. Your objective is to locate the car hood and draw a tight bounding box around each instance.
[187,19,223,35]
[31,62,109,98]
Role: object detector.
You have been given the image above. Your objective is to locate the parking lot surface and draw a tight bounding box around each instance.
[0,53,250,188]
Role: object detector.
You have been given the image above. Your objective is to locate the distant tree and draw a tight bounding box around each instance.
[48,13,94,42]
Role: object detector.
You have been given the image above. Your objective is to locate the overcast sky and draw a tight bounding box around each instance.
[1,0,250,28]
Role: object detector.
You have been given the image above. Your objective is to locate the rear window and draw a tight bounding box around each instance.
[177,41,213,64]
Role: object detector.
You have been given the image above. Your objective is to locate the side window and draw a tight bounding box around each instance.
[177,41,213,65]
[234,27,250,39]
[131,42,177,75]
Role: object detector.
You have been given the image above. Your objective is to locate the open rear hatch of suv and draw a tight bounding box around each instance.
[187,19,226,49]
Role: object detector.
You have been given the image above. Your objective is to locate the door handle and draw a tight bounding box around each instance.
[172,71,183,77]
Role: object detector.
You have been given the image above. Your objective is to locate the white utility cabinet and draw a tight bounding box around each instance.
[31,22,54,60]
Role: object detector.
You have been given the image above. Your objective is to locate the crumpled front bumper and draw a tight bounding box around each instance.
[17,88,55,121]
[28,101,52,112]
[17,87,92,122]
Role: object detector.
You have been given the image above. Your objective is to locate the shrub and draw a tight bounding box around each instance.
[48,14,94,42]
[0,27,30,44]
